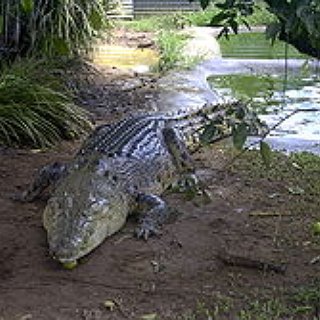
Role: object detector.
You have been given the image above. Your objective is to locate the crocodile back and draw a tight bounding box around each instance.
[76,100,250,161]
[77,115,169,161]
[74,114,178,195]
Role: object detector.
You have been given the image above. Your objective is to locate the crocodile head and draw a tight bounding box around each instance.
[43,158,130,265]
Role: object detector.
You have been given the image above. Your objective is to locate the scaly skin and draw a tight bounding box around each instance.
[21,103,264,265]
[43,151,178,264]
[41,115,185,264]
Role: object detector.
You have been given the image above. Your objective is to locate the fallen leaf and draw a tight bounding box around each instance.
[62,261,78,270]
[287,186,305,195]
[249,211,288,217]
[103,300,116,311]
[310,255,320,265]
[292,162,302,170]
[311,221,320,235]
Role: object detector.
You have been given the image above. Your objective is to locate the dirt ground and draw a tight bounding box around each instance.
[0,30,320,320]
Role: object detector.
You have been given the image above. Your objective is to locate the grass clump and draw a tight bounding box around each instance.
[155,31,188,72]
[0,59,92,148]
[289,279,320,317]
[238,298,288,320]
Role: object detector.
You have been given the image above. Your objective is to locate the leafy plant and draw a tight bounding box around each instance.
[265,0,320,58]
[0,59,91,148]
[155,31,188,72]
[192,0,320,58]
[199,101,266,146]
[0,0,111,59]
[196,0,256,39]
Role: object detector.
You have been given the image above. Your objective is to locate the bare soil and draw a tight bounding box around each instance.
[0,30,319,320]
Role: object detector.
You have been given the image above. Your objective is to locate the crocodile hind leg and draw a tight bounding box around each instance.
[19,162,67,202]
[135,194,170,240]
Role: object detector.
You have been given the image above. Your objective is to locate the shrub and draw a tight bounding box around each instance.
[0,59,92,148]
[156,31,188,72]
[0,0,111,59]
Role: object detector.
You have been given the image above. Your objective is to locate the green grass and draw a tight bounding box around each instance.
[178,294,233,319]
[118,13,190,32]
[238,298,288,320]
[0,59,92,148]
[237,280,320,320]
[218,32,306,59]
[117,5,277,72]
[185,7,221,27]
[118,4,275,32]
[155,31,189,72]
[245,3,276,26]
[289,279,320,318]
[178,280,320,319]
[187,4,275,27]
[176,149,320,320]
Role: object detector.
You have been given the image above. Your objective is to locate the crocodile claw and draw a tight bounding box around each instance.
[135,223,159,240]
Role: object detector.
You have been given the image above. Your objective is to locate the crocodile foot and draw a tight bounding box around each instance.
[135,194,169,240]
[135,218,161,240]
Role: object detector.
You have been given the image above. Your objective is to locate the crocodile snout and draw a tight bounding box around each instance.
[49,245,78,269]
[48,235,82,263]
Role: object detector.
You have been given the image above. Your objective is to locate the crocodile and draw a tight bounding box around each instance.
[21,101,263,267]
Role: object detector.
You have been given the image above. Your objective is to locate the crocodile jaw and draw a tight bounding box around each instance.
[45,214,127,265]
[43,192,130,265]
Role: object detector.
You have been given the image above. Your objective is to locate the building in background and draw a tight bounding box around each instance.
[108,0,200,19]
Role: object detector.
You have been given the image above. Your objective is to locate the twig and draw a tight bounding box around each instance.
[249,211,292,217]
[310,255,320,265]
[216,249,287,274]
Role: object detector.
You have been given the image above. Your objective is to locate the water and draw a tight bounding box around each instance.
[208,72,320,154]
[203,32,320,154]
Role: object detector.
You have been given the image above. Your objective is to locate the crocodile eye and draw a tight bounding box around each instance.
[87,195,109,213]
[47,197,61,213]
[96,159,109,176]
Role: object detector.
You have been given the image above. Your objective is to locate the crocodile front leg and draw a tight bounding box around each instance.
[19,162,67,202]
[162,127,202,195]
[135,194,170,240]
[162,127,195,174]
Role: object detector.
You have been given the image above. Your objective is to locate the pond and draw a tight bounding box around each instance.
[208,71,320,154]
[203,32,320,154]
